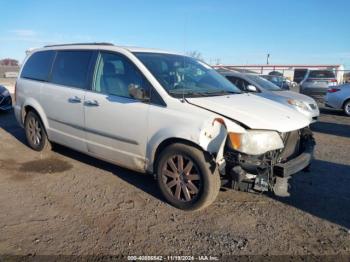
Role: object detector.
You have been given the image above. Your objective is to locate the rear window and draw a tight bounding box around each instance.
[21,51,55,81]
[309,70,335,79]
[51,51,93,89]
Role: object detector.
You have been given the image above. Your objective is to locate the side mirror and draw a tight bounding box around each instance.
[246,85,258,92]
[128,84,149,101]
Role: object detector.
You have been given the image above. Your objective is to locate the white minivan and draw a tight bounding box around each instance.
[15,43,315,210]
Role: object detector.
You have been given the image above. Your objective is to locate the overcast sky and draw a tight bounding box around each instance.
[0,0,349,68]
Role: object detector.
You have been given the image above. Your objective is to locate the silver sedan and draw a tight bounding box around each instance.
[325,84,350,116]
[219,70,320,123]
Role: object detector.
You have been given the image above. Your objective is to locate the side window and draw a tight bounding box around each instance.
[21,51,55,81]
[241,79,251,90]
[51,51,93,89]
[228,76,245,91]
[93,52,149,99]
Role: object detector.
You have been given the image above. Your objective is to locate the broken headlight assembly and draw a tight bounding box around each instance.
[228,130,284,155]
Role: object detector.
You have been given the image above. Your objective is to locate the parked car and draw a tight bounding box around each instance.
[15,43,315,210]
[325,84,350,116]
[300,69,338,103]
[260,75,290,90]
[293,69,308,84]
[219,70,319,123]
[0,85,12,111]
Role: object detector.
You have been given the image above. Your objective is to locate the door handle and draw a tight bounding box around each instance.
[68,96,82,103]
[84,100,99,106]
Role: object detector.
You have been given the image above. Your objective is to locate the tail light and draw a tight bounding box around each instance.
[329,79,337,83]
[327,88,340,93]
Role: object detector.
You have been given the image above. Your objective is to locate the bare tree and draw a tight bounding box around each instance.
[186,51,204,61]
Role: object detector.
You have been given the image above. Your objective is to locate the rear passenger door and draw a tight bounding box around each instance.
[83,51,150,172]
[41,50,95,152]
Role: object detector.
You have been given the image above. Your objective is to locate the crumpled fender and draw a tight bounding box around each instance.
[199,117,246,165]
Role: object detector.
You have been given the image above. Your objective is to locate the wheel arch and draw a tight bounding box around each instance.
[150,137,207,174]
[342,97,350,109]
[22,100,49,131]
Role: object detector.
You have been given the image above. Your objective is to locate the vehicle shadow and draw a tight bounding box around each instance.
[311,121,350,138]
[0,109,27,144]
[52,143,164,202]
[273,159,350,229]
[319,107,344,116]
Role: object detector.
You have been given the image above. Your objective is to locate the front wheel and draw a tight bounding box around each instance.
[24,111,51,152]
[156,143,221,211]
[344,100,350,116]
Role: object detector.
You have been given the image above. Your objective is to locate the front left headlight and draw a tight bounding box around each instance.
[228,130,284,155]
[287,99,310,111]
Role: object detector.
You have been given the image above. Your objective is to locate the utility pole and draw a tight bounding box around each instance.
[266,53,270,65]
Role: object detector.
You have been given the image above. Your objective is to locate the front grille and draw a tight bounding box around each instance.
[3,96,12,106]
[0,95,12,107]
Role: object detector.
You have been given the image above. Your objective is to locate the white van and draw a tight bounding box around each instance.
[15,43,315,210]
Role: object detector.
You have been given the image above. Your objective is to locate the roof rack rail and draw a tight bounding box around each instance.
[44,42,114,48]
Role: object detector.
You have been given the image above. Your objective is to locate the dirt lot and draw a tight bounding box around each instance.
[0,105,350,258]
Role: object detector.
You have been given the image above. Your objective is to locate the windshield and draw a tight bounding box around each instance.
[134,52,241,97]
[247,75,282,91]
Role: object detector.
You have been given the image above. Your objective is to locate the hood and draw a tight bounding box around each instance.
[271,90,316,104]
[186,93,311,133]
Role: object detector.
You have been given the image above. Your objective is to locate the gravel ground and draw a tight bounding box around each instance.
[0,106,349,258]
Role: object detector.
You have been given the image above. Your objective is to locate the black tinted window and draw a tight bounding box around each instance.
[226,76,245,90]
[51,51,93,89]
[21,51,55,81]
[309,70,335,79]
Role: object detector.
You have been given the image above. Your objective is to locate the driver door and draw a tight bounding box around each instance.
[84,51,150,172]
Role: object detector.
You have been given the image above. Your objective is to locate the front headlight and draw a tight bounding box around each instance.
[228,130,284,155]
[287,99,310,111]
[1,89,10,96]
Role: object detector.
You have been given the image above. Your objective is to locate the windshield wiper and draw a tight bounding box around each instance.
[168,90,206,97]
[203,90,240,96]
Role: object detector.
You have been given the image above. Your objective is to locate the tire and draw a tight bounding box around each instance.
[343,100,350,116]
[24,111,52,152]
[156,143,221,211]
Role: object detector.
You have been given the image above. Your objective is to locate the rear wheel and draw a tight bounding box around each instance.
[24,111,51,152]
[344,100,350,116]
[156,143,220,211]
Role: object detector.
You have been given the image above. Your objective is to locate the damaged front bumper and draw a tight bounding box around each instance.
[222,128,315,196]
[274,138,314,177]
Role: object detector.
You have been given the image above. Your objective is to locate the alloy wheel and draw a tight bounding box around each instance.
[162,154,201,202]
[27,117,42,146]
[345,102,350,115]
